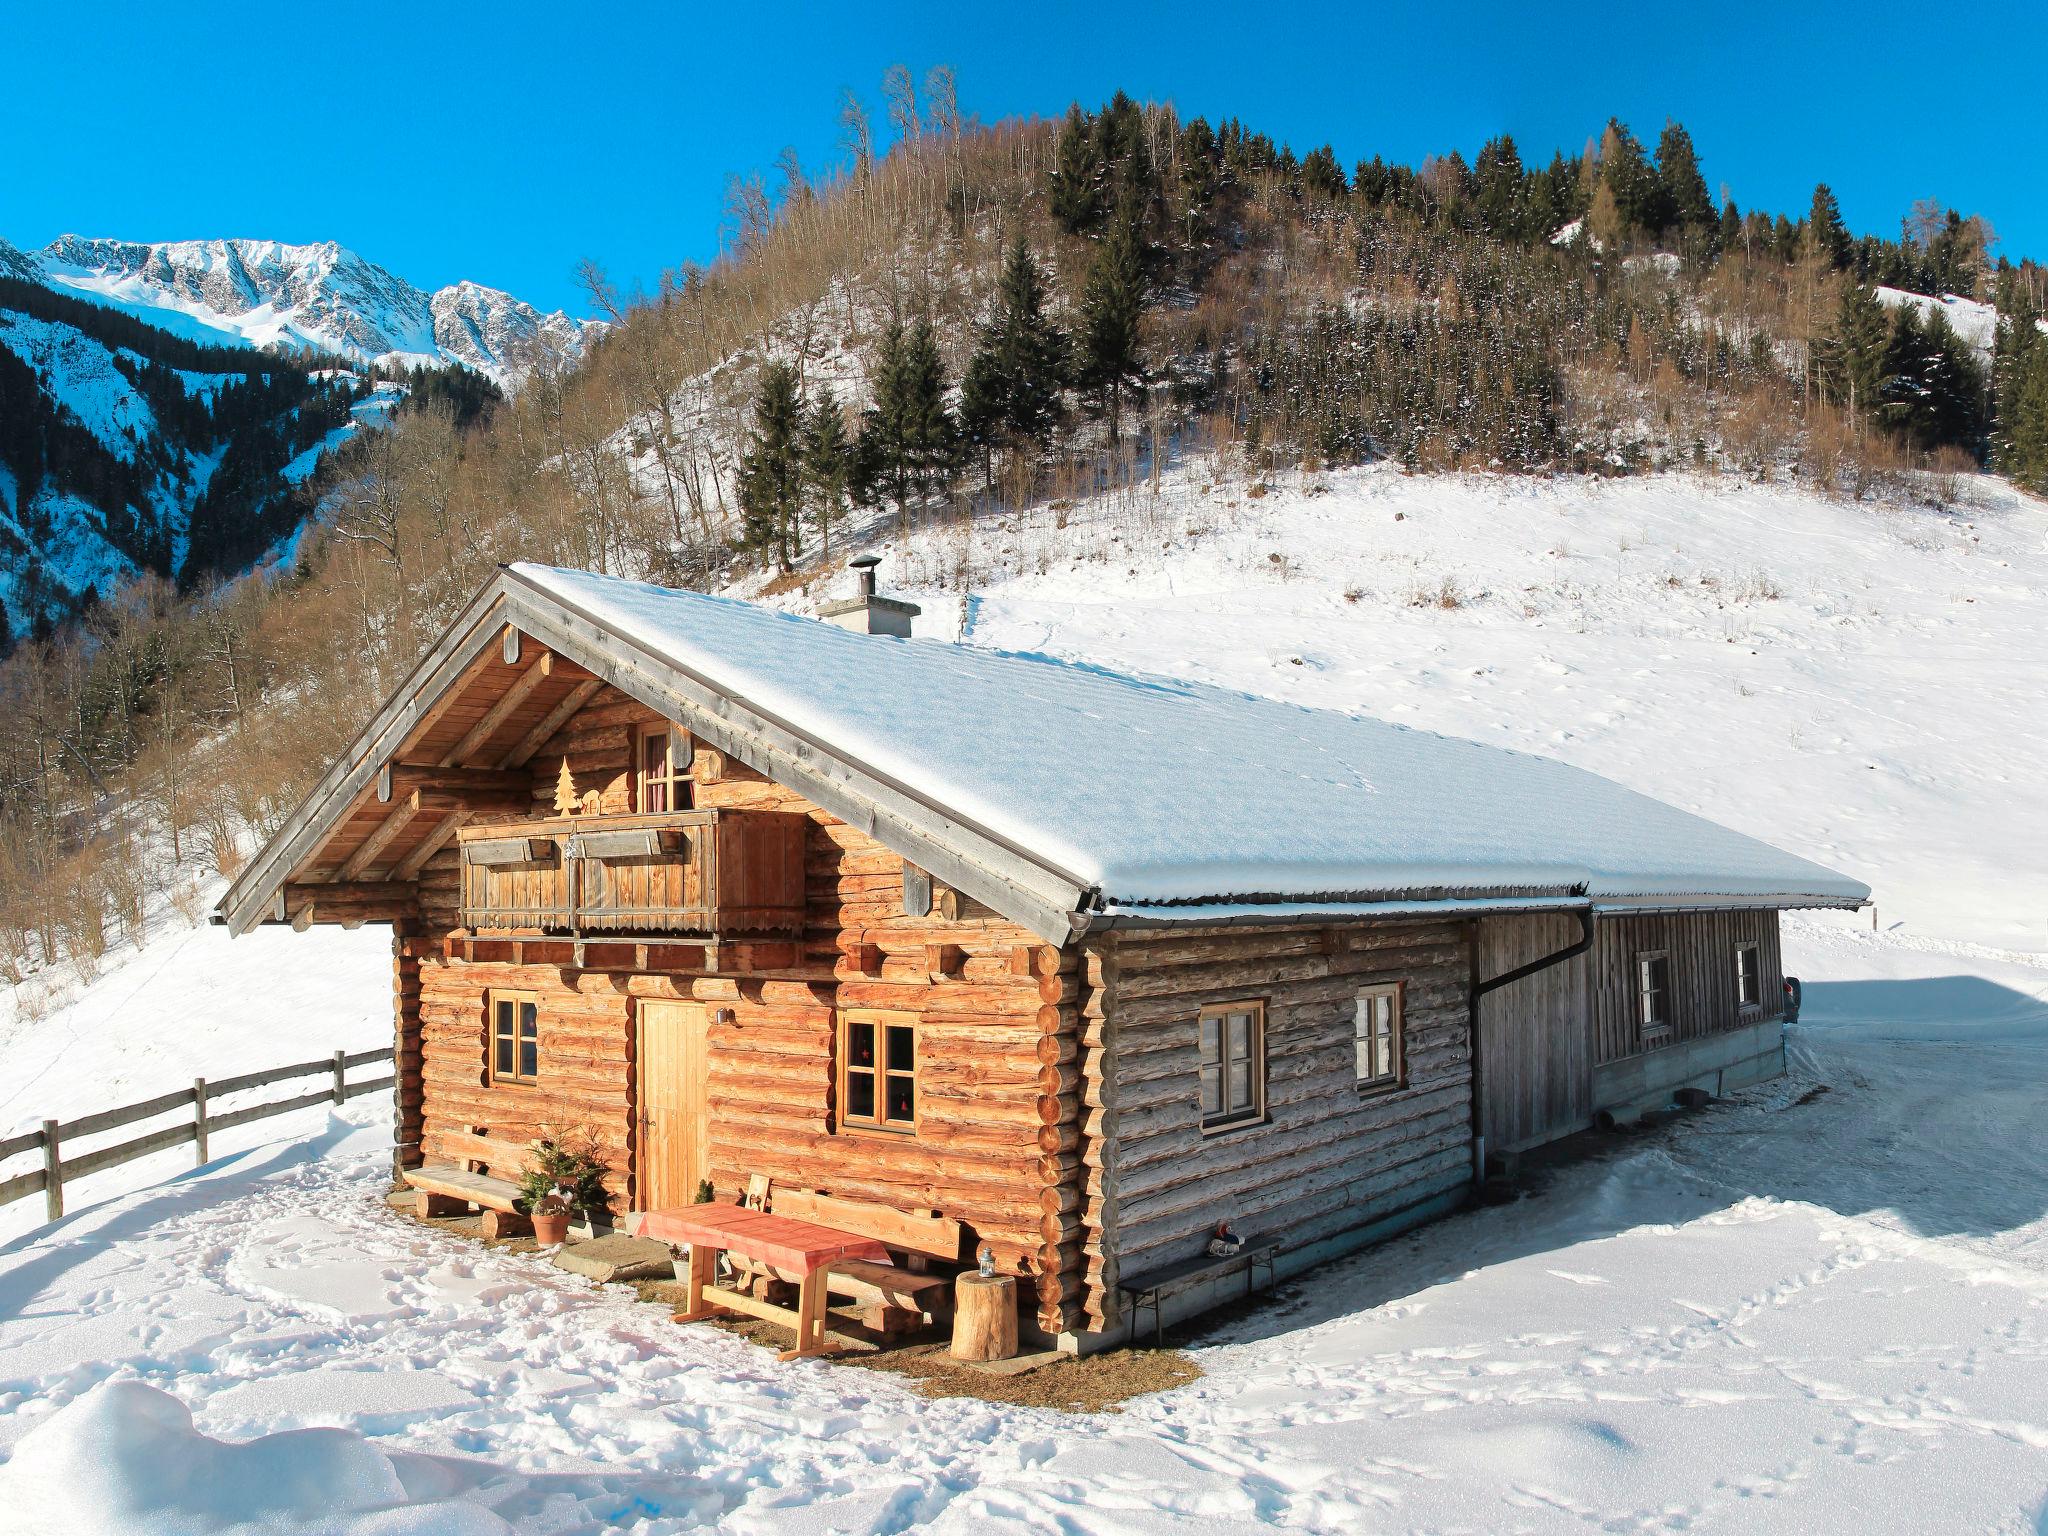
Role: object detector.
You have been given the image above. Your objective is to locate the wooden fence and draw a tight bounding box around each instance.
[0,1046,391,1225]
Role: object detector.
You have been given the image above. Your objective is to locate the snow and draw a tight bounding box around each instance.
[0,309,160,456]
[1874,286,2002,361]
[516,560,1868,913]
[2,463,2046,1529]
[0,884,388,1243]
[796,464,2039,953]
[35,235,596,390]
[0,915,2044,1531]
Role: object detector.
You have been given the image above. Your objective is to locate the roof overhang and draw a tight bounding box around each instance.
[217,568,1092,944]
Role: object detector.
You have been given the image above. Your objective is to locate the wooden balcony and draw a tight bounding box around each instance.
[458,810,807,939]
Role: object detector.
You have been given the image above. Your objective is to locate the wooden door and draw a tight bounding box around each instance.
[636,1000,710,1210]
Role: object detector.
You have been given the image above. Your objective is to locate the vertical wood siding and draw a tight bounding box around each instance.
[1475,912,1593,1154]
[1590,910,1784,1065]
[1097,920,1475,1316]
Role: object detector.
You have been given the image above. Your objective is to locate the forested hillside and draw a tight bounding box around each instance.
[0,275,360,630]
[3,75,2045,993]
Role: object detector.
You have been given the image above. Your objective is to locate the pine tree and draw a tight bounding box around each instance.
[1472,135,1527,238]
[803,389,851,556]
[736,361,805,570]
[1077,201,1147,441]
[1824,283,1891,420]
[957,347,1004,486]
[1718,199,1743,254]
[1299,145,1347,201]
[897,318,957,507]
[1808,184,1852,270]
[1653,121,1714,234]
[1599,119,1662,239]
[1050,103,1101,234]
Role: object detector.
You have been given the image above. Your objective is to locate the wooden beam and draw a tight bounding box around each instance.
[281,881,419,928]
[496,677,602,769]
[336,798,423,882]
[394,623,515,762]
[441,653,555,767]
[411,790,531,819]
[391,811,467,881]
[381,765,529,801]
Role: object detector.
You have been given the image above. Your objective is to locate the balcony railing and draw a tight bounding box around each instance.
[458,809,806,938]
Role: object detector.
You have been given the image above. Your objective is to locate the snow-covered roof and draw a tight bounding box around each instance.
[513,564,1869,920]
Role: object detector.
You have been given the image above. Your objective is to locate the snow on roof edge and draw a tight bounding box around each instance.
[507,563,1872,919]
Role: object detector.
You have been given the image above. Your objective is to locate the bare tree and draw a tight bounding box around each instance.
[882,64,919,143]
[923,66,958,138]
[838,88,873,186]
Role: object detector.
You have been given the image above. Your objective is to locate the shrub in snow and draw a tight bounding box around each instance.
[0,1380,511,1535]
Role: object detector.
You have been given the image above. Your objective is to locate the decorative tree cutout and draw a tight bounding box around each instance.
[553,758,579,816]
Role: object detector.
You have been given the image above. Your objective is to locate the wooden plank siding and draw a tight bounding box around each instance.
[1475,912,1593,1154]
[1094,920,1476,1317]
[1589,910,1784,1065]
[409,683,1081,1332]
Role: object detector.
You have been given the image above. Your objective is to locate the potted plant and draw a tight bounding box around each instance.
[518,1132,610,1242]
[528,1190,572,1247]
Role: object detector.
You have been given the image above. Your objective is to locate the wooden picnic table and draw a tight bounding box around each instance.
[628,1204,891,1359]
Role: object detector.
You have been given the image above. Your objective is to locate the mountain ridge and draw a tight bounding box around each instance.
[11,234,595,388]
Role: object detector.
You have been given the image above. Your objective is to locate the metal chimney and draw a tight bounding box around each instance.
[820,553,920,638]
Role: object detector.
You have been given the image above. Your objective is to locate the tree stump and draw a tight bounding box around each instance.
[950,1273,1018,1361]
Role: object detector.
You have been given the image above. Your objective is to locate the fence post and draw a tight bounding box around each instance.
[194,1078,209,1166]
[333,1049,347,1106]
[42,1119,62,1222]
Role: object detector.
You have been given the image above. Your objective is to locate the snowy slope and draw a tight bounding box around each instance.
[28,235,596,389]
[778,464,2042,953]
[0,466,2044,1528]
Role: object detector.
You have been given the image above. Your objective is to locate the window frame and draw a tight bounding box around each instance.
[837,1010,919,1135]
[633,721,694,814]
[1198,1000,1267,1134]
[1635,950,1673,1041]
[1353,981,1406,1094]
[1734,942,1762,1011]
[487,987,541,1086]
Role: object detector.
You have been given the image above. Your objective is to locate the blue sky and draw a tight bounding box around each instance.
[2,1,2039,317]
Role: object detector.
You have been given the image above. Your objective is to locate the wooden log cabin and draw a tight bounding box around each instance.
[216,561,1869,1349]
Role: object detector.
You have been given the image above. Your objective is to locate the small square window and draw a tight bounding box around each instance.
[840,1013,915,1133]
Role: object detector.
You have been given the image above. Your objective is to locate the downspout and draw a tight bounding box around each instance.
[1466,905,1595,1183]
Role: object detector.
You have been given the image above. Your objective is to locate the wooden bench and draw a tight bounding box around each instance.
[403,1128,541,1239]
[1117,1234,1279,1347]
[737,1186,964,1333]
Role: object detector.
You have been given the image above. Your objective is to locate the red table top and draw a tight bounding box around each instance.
[628,1204,891,1275]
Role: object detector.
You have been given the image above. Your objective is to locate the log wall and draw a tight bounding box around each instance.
[393,922,424,1174]
[1097,919,1476,1314]
[1590,910,1784,1066]
[410,685,1081,1330]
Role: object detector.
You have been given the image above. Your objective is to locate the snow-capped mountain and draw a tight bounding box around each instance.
[19,236,595,388]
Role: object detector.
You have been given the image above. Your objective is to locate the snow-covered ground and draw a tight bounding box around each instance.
[1,913,2043,1533]
[2,465,2045,1530]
